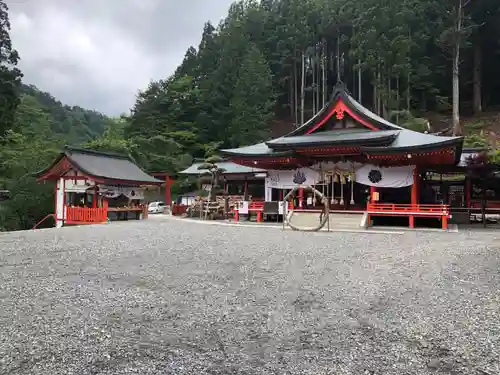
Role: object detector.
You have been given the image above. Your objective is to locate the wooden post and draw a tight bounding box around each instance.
[165,175,172,206]
[244,180,248,200]
[411,168,418,206]
[410,167,419,229]
[298,187,304,208]
[92,186,97,208]
[442,213,448,230]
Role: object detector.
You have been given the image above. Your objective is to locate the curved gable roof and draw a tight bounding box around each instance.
[284,84,402,137]
[221,84,463,158]
[36,147,163,185]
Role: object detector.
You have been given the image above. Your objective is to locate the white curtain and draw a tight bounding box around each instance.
[355,165,415,188]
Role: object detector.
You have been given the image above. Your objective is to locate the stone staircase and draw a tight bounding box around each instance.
[287,211,365,231]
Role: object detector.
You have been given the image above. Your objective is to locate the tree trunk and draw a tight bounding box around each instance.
[373,72,377,113]
[316,48,320,112]
[406,69,411,110]
[358,59,362,103]
[322,40,327,107]
[452,44,461,135]
[452,0,463,136]
[336,34,340,82]
[386,74,391,119]
[377,67,383,116]
[294,53,298,127]
[472,34,482,114]
[309,56,316,116]
[301,51,305,125]
[289,65,294,120]
[396,76,400,124]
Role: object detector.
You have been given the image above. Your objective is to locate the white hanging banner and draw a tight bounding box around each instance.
[265,167,321,189]
[355,165,415,188]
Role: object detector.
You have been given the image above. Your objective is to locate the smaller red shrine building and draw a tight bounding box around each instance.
[221,84,465,229]
[36,147,163,227]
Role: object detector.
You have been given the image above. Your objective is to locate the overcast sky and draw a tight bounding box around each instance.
[7,0,234,115]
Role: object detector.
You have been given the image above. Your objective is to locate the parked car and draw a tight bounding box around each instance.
[148,201,166,214]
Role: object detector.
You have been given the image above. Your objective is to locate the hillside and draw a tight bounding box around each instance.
[17,84,110,144]
[0,83,113,231]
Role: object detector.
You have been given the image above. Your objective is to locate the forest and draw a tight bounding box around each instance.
[1,0,500,230]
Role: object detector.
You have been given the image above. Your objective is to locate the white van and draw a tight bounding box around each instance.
[148,201,166,214]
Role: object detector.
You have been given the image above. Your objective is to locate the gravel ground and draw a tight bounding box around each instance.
[1,218,500,375]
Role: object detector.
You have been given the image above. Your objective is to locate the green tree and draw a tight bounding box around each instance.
[0,0,23,136]
[229,43,275,147]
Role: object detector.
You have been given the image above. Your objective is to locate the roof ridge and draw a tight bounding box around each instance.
[64,145,131,160]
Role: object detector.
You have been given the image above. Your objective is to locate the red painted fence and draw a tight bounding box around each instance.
[367,203,450,229]
[65,206,108,224]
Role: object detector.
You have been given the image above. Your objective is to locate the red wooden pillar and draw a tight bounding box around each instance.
[367,186,377,226]
[244,180,248,199]
[279,189,283,201]
[411,168,419,206]
[165,175,172,206]
[409,167,419,228]
[298,187,304,208]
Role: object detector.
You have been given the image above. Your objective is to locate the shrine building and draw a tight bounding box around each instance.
[220,84,466,229]
[35,147,163,227]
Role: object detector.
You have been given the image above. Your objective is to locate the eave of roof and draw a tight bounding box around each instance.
[266,129,399,150]
[36,146,163,185]
[360,130,463,153]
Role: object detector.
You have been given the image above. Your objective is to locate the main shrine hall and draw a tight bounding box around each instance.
[219,84,465,229]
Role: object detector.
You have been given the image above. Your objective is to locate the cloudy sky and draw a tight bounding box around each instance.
[7,0,234,115]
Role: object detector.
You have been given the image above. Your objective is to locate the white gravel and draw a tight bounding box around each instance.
[1,218,499,374]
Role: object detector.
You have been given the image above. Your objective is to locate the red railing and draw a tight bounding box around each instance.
[248,202,264,211]
[367,203,450,214]
[65,206,108,224]
[366,203,450,229]
[32,214,56,230]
